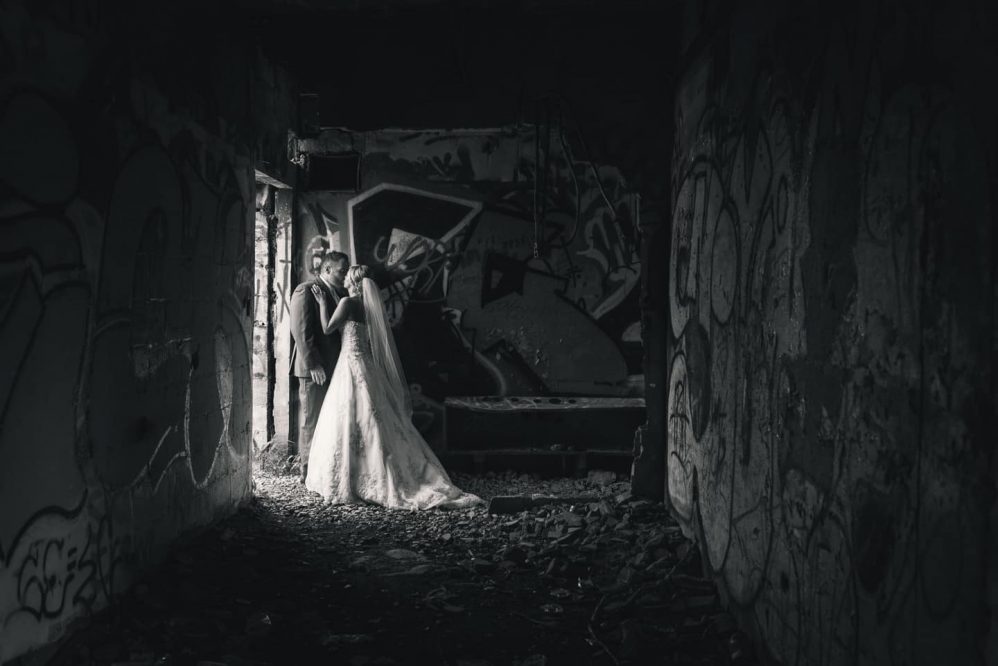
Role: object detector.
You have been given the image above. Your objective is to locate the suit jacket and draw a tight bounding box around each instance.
[289,278,344,378]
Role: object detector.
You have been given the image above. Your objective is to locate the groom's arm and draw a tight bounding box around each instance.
[289,284,322,372]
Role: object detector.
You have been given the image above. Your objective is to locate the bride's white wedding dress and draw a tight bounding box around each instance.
[305,316,482,510]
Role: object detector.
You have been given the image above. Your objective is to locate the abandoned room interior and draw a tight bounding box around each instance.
[0,0,995,664]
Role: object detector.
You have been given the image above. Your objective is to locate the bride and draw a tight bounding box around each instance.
[304,264,482,510]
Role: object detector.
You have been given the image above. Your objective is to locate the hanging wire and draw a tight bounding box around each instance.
[538,92,617,222]
[529,93,621,259]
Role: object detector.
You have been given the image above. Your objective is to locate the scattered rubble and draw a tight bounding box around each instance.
[487,494,600,515]
[49,468,749,665]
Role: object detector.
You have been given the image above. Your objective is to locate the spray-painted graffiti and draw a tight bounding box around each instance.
[85,132,252,492]
[667,4,993,665]
[9,509,118,623]
[361,126,642,317]
[297,127,644,408]
[0,4,265,658]
[301,197,342,274]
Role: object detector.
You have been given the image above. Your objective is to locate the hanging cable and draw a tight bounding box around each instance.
[554,102,583,248]
[537,92,617,222]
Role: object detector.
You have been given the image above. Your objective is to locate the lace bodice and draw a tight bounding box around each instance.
[342,319,372,360]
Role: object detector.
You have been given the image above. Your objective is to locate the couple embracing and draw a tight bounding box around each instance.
[289,251,481,510]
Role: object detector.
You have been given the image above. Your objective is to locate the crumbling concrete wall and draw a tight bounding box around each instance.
[271,189,296,455]
[252,192,272,453]
[0,1,296,661]
[667,0,996,663]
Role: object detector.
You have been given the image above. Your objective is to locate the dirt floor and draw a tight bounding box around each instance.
[43,467,754,666]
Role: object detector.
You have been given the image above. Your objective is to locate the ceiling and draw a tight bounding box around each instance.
[214,0,682,134]
[234,0,671,17]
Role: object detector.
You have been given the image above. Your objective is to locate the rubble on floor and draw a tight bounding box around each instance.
[45,469,754,666]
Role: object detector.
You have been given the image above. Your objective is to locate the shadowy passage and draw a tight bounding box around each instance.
[47,470,753,665]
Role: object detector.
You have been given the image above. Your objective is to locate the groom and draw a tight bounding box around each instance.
[290,250,349,483]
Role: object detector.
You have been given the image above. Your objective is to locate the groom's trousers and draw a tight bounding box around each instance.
[297,376,328,480]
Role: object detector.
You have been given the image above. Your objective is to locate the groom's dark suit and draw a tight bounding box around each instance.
[289,278,344,480]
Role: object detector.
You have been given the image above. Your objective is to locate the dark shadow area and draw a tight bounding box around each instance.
[39,469,745,666]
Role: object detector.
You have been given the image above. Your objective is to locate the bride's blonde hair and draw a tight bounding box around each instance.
[345,265,372,293]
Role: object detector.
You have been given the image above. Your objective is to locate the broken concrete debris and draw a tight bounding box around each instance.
[55,469,746,665]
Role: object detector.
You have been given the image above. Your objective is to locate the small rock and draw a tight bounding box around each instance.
[244,611,272,637]
[499,545,527,564]
[94,644,122,662]
[644,532,666,550]
[587,469,616,486]
[713,612,737,634]
[471,558,496,574]
[349,656,398,666]
[686,594,719,610]
[352,555,377,568]
[388,563,438,576]
[322,633,375,648]
[619,618,642,660]
[553,511,584,528]
[514,656,547,666]
[488,495,596,515]
[729,630,755,662]
[616,566,636,587]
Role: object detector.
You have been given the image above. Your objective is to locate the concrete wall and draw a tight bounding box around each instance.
[296,128,645,409]
[667,0,996,664]
[251,185,295,457]
[0,1,296,660]
[271,189,296,454]
[252,201,272,452]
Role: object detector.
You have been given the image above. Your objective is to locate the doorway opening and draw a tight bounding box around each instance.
[252,172,295,482]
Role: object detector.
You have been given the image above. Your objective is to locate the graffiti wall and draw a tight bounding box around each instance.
[296,125,644,412]
[0,2,293,660]
[666,1,995,664]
